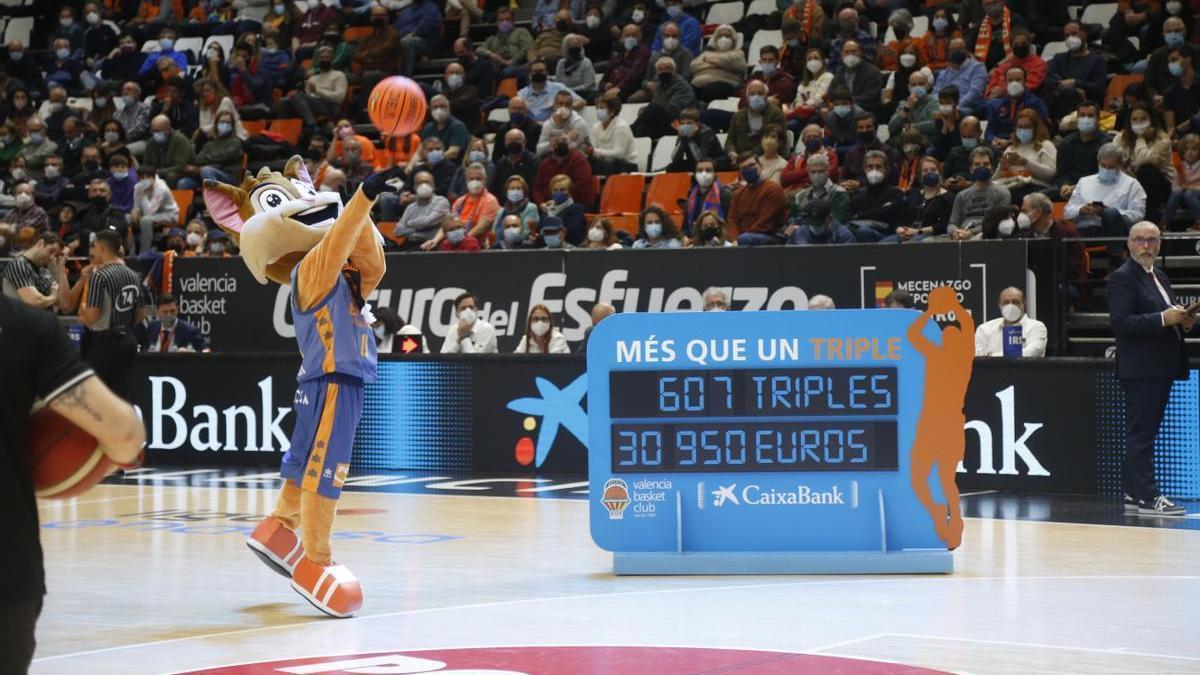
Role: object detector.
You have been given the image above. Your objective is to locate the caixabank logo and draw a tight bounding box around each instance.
[495,370,589,472]
[698,481,860,509]
[860,263,989,321]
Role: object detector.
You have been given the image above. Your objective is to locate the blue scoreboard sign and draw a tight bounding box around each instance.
[587,307,966,575]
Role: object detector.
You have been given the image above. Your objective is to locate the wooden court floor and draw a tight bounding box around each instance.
[29,481,1200,674]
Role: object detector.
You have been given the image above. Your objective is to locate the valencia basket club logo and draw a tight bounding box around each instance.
[602,478,630,520]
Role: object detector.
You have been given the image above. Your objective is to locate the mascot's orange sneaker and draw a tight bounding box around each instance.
[291,556,363,618]
[246,517,304,578]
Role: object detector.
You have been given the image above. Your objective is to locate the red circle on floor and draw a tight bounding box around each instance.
[177,646,950,674]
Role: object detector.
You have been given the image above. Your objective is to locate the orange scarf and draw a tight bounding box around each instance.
[973,8,1011,62]
[897,155,921,192]
[785,0,817,36]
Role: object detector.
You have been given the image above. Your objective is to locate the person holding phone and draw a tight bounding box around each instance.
[1107,221,1194,517]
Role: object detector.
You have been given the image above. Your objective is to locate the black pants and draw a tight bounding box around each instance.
[82,333,138,401]
[1120,377,1174,501]
[0,597,42,673]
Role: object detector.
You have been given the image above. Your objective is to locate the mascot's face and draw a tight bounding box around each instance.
[202,156,342,285]
[927,286,962,334]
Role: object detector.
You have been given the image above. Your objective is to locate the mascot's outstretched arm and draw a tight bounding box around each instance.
[296,173,388,312]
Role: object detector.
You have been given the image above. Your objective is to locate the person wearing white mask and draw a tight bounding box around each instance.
[515,304,570,354]
[585,94,637,175]
[434,162,498,248]
[18,120,58,171]
[394,170,451,250]
[680,157,731,234]
[183,220,208,256]
[441,292,498,354]
[1044,22,1107,121]
[974,287,1047,357]
[688,24,745,101]
[597,24,653,100]
[537,91,590,156]
[129,166,179,254]
[833,40,882,117]
[630,21,694,104]
[786,47,835,127]
[421,94,469,162]
[983,65,1049,151]
[0,183,48,235]
[786,152,851,227]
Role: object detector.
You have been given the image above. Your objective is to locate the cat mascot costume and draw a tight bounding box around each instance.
[202,157,386,617]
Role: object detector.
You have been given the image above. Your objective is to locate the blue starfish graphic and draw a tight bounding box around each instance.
[506,374,588,467]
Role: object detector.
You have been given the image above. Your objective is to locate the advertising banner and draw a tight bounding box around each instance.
[132,355,1198,498]
[171,242,1030,353]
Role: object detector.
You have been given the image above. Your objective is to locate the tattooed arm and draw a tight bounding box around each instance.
[48,375,145,465]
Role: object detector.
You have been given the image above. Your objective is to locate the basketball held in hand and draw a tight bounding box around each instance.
[367,76,428,138]
[26,408,117,499]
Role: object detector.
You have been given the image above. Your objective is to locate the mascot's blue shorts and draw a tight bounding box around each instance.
[281,373,364,499]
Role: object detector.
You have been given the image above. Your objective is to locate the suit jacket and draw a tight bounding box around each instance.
[1107,259,1187,381]
[142,319,209,353]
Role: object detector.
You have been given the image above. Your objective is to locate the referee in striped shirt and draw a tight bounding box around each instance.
[1,232,68,312]
[78,229,147,399]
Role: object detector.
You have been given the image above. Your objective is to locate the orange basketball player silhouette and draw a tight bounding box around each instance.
[905,286,975,550]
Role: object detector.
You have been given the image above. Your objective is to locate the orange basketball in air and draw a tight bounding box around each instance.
[367,76,428,137]
[26,408,117,499]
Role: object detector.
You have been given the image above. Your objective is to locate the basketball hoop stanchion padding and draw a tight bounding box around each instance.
[587,310,964,575]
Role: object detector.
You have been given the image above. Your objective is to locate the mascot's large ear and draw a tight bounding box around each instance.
[202,180,249,244]
[283,154,314,189]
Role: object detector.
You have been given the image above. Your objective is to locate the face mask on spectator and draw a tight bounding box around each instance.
[159,38,175,51]
[910,85,927,98]
[1164,31,1184,47]
[716,36,733,50]
[498,20,513,32]
[432,108,449,123]
[1012,43,1029,58]
[624,37,639,51]
[1168,61,1184,77]
[971,166,992,181]
[10,167,24,179]
[447,74,463,89]
[842,54,861,69]
[1131,121,1150,135]
[43,163,61,178]
[1000,302,1023,322]
[112,169,129,180]
[458,307,477,324]
[950,50,968,65]
[467,179,484,195]
[809,171,828,188]
[807,58,823,73]
[857,130,875,144]
[588,227,605,242]
[122,94,137,106]
[866,169,884,185]
[446,228,466,244]
[1017,212,1032,230]
[679,122,696,137]
[663,37,679,51]
[596,107,610,122]
[543,233,562,248]
[923,171,940,187]
[530,317,551,335]
[1098,167,1119,183]
[427,149,444,165]
[28,132,44,144]
[586,15,600,28]
[49,102,64,113]
[1007,81,1024,97]
[507,188,524,203]
[932,17,948,32]
[274,3,285,13]
[804,137,822,152]
[60,16,73,26]
[695,170,713,186]
[186,232,204,247]
[1076,116,1096,133]
[1065,36,1083,51]
[209,242,226,254]
[740,165,759,184]
[553,142,569,157]
[997,218,1015,236]
[658,71,674,85]
[962,136,978,149]
[415,183,433,198]
[531,71,548,84]
[9,50,22,61]
[761,62,777,76]
[468,149,485,163]
[505,141,524,155]
[501,224,521,244]
[788,37,800,48]
[1167,0,1183,13]
[217,121,233,136]
[899,53,916,68]
[15,193,31,208]
[938,103,954,115]
[644,221,663,239]
[549,189,568,204]
[748,95,766,112]
[632,9,645,22]
[153,130,168,143]
[1015,128,1033,144]
[55,48,71,60]
[833,104,852,118]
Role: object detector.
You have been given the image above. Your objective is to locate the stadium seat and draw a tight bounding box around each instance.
[175,37,204,64]
[269,118,303,145]
[705,1,743,26]
[632,137,652,172]
[717,171,739,185]
[1080,3,1118,26]
[1042,41,1068,60]
[599,174,646,215]
[650,136,677,172]
[1105,74,1143,110]
[645,172,691,215]
[579,106,597,127]
[141,39,159,53]
[171,189,194,226]
[746,31,781,66]
[707,98,740,114]
[603,213,641,236]
[496,77,518,98]
[487,108,510,124]
[242,119,268,136]
[745,0,776,17]
[1052,201,1067,222]
[619,103,647,124]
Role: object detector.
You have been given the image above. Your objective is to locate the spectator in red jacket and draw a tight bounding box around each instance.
[533,136,595,207]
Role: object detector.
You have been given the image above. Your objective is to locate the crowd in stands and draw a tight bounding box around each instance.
[2,0,1200,320]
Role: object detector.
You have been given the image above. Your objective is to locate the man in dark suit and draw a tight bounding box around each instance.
[139,294,209,353]
[1107,222,1194,516]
